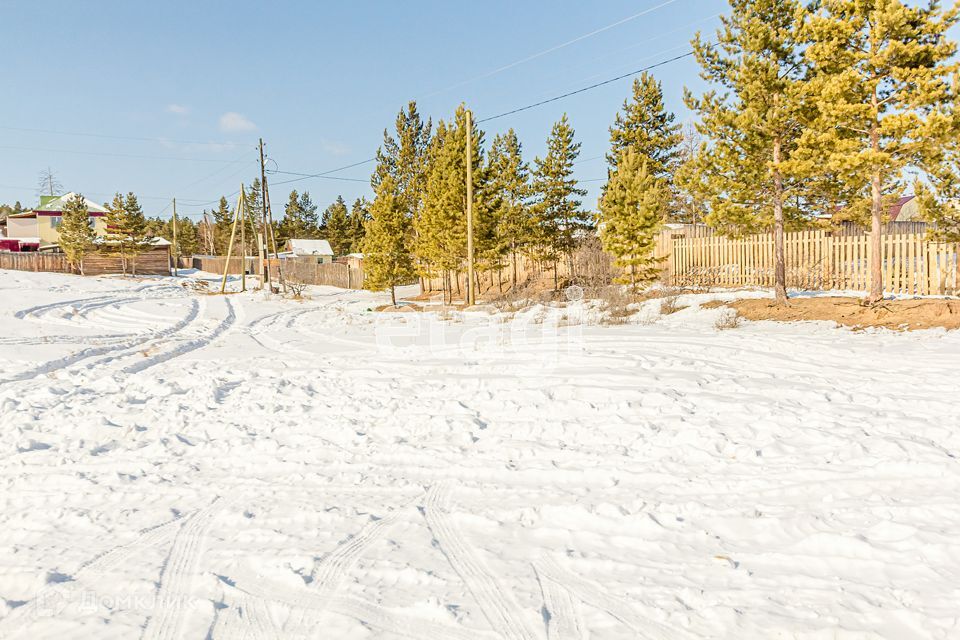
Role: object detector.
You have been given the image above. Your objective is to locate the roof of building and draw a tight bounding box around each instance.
[888,195,916,221]
[287,238,333,255]
[29,193,110,214]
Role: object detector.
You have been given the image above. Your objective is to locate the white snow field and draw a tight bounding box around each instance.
[1,269,959,640]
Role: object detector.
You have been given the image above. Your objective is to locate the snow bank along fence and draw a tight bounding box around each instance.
[0,247,171,276]
[663,230,960,295]
[191,256,364,289]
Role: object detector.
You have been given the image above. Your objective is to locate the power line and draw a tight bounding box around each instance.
[265,158,377,186]
[270,48,698,183]
[477,50,696,123]
[420,0,685,98]
[0,125,253,148]
[0,145,252,164]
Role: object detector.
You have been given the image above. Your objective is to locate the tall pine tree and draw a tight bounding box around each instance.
[799,0,959,303]
[124,192,151,275]
[607,72,682,179]
[349,197,370,252]
[486,129,533,288]
[685,0,810,305]
[531,114,587,284]
[598,149,668,288]
[104,192,132,275]
[323,195,352,255]
[59,194,95,275]
[363,176,416,306]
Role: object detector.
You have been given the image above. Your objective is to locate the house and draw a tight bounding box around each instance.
[283,238,334,263]
[4,193,109,251]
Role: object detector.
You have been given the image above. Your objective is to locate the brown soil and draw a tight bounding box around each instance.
[708,296,960,331]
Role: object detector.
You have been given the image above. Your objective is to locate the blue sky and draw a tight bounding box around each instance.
[1,0,727,220]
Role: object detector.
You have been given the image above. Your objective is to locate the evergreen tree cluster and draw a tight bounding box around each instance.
[363,101,592,302]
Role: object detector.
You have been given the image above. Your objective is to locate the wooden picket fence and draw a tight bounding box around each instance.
[665,230,960,295]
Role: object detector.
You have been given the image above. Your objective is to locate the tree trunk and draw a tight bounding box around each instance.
[866,92,884,304]
[553,262,559,291]
[867,169,884,303]
[772,138,788,306]
[390,285,396,307]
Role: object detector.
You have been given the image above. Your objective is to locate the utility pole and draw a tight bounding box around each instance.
[465,108,476,306]
[220,187,245,294]
[172,198,178,277]
[259,138,271,291]
[240,187,247,292]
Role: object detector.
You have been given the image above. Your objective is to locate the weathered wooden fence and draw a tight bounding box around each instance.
[1,249,171,276]
[191,255,364,288]
[191,256,257,275]
[281,258,364,289]
[0,252,71,273]
[665,230,960,295]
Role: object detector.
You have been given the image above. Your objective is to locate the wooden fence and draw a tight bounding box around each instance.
[665,230,960,295]
[191,256,364,289]
[0,248,171,276]
[0,252,71,273]
[281,258,364,289]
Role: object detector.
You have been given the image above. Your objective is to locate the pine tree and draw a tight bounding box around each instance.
[531,114,587,284]
[212,197,233,254]
[298,192,319,236]
[362,176,416,306]
[103,192,131,275]
[799,0,959,303]
[685,0,810,305]
[607,72,682,178]
[59,193,95,274]
[415,105,486,301]
[373,101,432,217]
[598,149,668,288]
[323,195,352,255]
[123,193,152,275]
[486,129,533,288]
[349,198,370,252]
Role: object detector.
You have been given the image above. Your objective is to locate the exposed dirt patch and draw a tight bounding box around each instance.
[710,296,960,331]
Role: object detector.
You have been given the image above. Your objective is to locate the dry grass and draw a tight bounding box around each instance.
[725,296,960,331]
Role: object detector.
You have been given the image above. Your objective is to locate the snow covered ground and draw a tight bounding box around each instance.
[1,269,959,640]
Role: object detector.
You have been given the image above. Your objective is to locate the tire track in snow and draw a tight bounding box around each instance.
[1,298,200,384]
[286,500,412,632]
[231,565,497,640]
[533,554,688,640]
[420,483,541,640]
[211,586,279,640]
[124,297,235,374]
[141,497,226,640]
[0,515,182,635]
[534,564,586,640]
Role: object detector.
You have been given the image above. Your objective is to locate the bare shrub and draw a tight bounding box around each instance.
[592,285,635,325]
[714,308,742,330]
[659,293,686,315]
[285,277,308,299]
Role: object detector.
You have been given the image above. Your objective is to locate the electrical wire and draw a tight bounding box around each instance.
[0,125,252,148]
[477,50,695,123]
[419,0,685,98]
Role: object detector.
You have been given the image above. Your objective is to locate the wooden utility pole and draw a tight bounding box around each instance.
[259,138,271,291]
[240,188,247,292]
[172,198,178,277]
[220,187,245,294]
[465,108,476,306]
